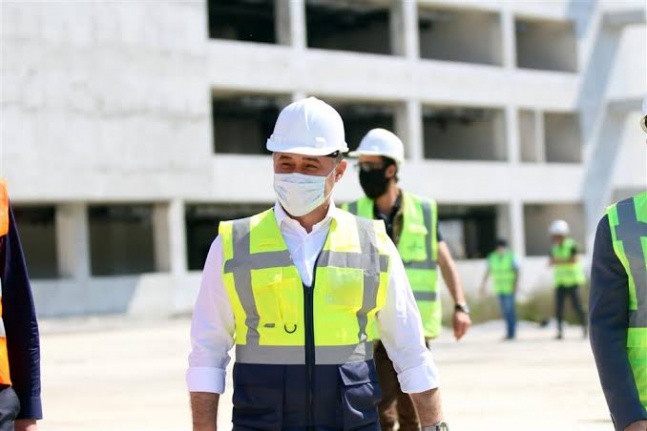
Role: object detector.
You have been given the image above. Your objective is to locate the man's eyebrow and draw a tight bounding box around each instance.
[302,157,321,163]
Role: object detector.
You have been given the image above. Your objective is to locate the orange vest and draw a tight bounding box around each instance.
[0,179,12,385]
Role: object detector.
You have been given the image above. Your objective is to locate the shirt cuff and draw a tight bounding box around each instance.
[15,394,42,420]
[186,367,226,394]
[397,361,440,393]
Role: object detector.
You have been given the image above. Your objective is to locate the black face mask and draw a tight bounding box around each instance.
[359,166,390,199]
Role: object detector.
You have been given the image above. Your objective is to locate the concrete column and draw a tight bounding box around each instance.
[152,200,187,275]
[505,105,520,163]
[501,8,516,69]
[55,203,90,279]
[510,199,526,259]
[535,110,546,163]
[496,203,512,243]
[390,0,419,58]
[277,0,306,50]
[395,100,424,162]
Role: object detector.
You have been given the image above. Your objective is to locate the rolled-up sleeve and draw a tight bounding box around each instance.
[186,236,235,394]
[376,240,440,393]
[589,215,647,430]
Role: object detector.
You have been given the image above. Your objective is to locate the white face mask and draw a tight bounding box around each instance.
[273,168,336,217]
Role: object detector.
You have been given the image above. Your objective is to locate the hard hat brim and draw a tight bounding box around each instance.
[348,149,403,165]
[267,140,349,156]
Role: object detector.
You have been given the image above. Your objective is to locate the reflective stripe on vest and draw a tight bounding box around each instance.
[552,237,586,286]
[344,193,440,338]
[0,179,11,385]
[221,209,390,365]
[608,192,647,408]
[488,251,516,295]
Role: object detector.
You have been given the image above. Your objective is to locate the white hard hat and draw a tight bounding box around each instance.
[266,97,349,156]
[549,219,570,236]
[349,128,405,166]
[641,94,647,132]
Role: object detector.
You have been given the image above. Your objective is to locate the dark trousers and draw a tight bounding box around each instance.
[0,386,20,431]
[555,285,587,333]
[498,293,517,339]
[373,341,419,431]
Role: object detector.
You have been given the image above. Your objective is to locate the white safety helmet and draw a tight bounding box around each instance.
[349,128,405,166]
[641,94,647,133]
[266,97,349,156]
[549,219,570,236]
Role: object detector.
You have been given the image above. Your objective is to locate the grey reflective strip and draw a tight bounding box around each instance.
[236,342,374,365]
[403,200,437,271]
[224,219,293,347]
[413,291,438,302]
[616,199,647,328]
[347,201,358,215]
[317,251,389,272]
[0,319,5,338]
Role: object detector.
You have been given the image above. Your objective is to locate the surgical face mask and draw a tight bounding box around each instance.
[359,165,390,199]
[273,168,336,217]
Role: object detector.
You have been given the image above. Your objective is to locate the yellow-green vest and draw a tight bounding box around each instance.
[552,237,586,286]
[342,193,440,338]
[607,191,647,409]
[220,208,391,365]
[487,250,516,295]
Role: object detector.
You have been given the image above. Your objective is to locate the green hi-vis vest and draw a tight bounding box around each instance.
[551,237,586,286]
[342,193,440,338]
[607,191,647,409]
[487,250,516,295]
[219,209,391,365]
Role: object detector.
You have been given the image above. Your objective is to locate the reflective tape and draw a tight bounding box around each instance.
[413,291,438,302]
[236,341,374,365]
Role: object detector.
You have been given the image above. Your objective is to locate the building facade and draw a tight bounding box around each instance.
[1,0,645,317]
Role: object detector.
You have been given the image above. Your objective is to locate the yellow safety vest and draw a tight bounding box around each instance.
[0,179,12,385]
[607,191,647,409]
[220,208,391,365]
[343,193,440,338]
[552,237,586,286]
[487,250,516,295]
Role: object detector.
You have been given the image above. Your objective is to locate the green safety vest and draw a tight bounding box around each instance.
[551,237,586,286]
[487,250,516,295]
[220,208,391,364]
[607,191,647,409]
[342,193,440,338]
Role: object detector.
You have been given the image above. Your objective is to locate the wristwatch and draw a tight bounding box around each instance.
[454,302,470,314]
[421,422,449,431]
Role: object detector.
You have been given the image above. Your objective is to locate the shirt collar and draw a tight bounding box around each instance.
[274,200,339,232]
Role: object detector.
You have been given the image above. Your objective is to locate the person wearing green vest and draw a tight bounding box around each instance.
[479,239,519,340]
[548,219,587,340]
[589,96,647,431]
[342,128,469,431]
[187,98,449,431]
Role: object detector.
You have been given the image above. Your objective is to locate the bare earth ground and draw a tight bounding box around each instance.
[37,317,612,431]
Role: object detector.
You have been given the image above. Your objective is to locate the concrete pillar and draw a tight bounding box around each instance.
[390,0,419,59]
[505,106,520,163]
[510,199,526,259]
[55,203,90,279]
[277,0,306,49]
[535,110,546,163]
[496,203,512,243]
[501,8,516,69]
[395,100,424,162]
[152,200,187,275]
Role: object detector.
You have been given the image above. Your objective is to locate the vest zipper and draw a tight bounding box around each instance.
[303,254,320,431]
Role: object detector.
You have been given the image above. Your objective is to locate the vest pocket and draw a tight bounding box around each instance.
[232,363,284,430]
[337,361,380,430]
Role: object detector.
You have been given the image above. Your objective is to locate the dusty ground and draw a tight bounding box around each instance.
[37,317,612,431]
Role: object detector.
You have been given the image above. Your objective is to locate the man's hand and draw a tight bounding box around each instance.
[625,420,647,431]
[15,419,38,431]
[452,310,471,341]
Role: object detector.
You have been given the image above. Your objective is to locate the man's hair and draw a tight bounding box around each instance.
[382,156,399,182]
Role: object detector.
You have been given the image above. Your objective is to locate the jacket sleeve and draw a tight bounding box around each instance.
[1,203,42,419]
[589,215,647,430]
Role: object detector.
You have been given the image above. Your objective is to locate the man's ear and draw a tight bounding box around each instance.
[335,159,348,182]
[385,164,397,179]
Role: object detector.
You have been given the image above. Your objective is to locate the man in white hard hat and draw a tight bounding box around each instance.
[548,219,587,339]
[342,128,469,431]
[589,96,647,431]
[187,98,448,431]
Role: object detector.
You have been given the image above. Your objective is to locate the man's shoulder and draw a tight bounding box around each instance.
[402,191,437,206]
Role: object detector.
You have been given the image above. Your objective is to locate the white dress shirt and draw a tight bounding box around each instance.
[186,201,440,394]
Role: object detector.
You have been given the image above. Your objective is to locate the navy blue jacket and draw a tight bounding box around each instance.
[0,203,42,419]
[589,215,647,430]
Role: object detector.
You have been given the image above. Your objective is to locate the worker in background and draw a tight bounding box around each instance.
[0,179,43,431]
[589,95,647,431]
[479,238,519,341]
[548,219,587,339]
[342,128,469,431]
[187,98,449,431]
